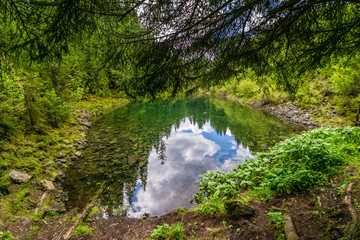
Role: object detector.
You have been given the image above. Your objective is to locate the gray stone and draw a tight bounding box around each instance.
[9,170,32,183]
[82,121,92,127]
[21,217,32,226]
[58,152,66,157]
[261,144,269,150]
[44,161,54,167]
[74,151,82,157]
[55,159,67,163]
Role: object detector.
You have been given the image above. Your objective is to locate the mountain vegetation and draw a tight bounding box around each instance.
[1,0,360,239]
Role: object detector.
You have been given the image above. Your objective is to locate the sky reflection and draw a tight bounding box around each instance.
[125,117,253,218]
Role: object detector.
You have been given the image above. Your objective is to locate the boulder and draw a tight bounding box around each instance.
[224,199,254,219]
[9,170,32,183]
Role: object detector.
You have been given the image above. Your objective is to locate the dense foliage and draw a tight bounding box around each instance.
[2,1,360,97]
[194,127,360,208]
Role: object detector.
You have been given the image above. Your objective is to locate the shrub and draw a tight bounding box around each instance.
[195,127,360,205]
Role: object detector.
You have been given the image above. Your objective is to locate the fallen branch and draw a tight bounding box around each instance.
[345,182,358,221]
[61,182,105,240]
[34,192,48,214]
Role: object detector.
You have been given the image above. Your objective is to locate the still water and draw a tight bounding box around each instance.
[63,96,302,218]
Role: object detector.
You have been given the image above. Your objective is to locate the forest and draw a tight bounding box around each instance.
[1,0,360,239]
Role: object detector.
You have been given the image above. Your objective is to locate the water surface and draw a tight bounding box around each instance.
[64,96,302,218]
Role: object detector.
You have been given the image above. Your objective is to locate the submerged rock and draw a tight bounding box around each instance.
[224,199,254,219]
[128,155,138,165]
[9,170,32,183]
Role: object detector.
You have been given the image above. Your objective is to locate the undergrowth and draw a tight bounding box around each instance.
[149,223,185,240]
[194,127,360,213]
[267,211,285,240]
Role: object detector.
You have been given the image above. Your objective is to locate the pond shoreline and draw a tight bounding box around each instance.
[204,92,317,129]
[1,95,358,240]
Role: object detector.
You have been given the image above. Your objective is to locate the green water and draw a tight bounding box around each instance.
[63,96,302,218]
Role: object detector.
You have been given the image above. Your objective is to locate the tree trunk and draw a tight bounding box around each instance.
[23,85,35,128]
[356,102,360,125]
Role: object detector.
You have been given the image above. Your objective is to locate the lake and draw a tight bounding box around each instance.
[63,96,302,218]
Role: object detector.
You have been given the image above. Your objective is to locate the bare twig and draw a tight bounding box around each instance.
[61,182,105,240]
[34,192,48,214]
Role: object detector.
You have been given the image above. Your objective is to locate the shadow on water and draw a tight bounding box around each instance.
[63,96,303,218]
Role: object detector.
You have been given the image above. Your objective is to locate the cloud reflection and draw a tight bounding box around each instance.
[125,117,253,218]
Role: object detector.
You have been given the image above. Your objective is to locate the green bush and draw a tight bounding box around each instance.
[195,127,360,205]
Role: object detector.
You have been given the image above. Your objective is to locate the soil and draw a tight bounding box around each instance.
[2,173,358,239]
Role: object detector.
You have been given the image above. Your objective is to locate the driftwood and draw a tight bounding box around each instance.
[61,183,105,240]
[345,182,358,221]
[283,213,300,240]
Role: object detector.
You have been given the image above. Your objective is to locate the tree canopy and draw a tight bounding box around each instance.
[2,0,360,97]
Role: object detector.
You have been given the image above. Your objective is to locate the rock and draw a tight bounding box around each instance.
[44,161,54,167]
[82,121,92,127]
[21,217,32,226]
[69,156,79,161]
[74,151,82,157]
[44,204,66,215]
[55,159,67,163]
[261,144,269,150]
[77,145,85,150]
[9,170,32,183]
[41,180,56,190]
[224,199,254,219]
[58,152,67,158]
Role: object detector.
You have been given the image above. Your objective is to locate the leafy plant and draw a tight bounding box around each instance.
[194,127,360,207]
[149,223,185,240]
[267,211,285,240]
[73,223,93,236]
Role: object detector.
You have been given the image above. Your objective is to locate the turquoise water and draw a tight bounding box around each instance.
[63,96,302,218]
